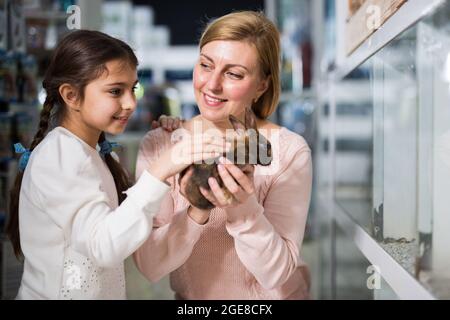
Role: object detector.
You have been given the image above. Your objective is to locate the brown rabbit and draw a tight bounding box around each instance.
[179,108,272,210]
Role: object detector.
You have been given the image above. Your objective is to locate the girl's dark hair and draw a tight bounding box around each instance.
[7,30,138,258]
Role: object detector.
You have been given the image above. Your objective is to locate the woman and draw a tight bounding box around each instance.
[134,11,312,299]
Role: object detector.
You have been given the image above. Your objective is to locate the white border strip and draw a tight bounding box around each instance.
[333,204,435,300]
[331,0,445,80]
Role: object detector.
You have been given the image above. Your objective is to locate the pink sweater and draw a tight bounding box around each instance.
[134,126,313,299]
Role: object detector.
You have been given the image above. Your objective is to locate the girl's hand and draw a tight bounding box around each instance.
[152,115,182,132]
[148,134,229,182]
[199,157,255,209]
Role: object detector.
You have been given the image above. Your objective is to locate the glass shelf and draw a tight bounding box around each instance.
[332,0,450,299]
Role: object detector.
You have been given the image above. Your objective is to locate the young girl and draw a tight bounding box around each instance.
[7,30,225,300]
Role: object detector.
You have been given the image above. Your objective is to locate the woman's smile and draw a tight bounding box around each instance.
[203,92,228,108]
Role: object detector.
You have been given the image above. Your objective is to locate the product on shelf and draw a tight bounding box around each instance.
[17,54,37,104]
[0,0,7,52]
[0,52,18,104]
[9,0,27,53]
[0,112,12,160]
[12,111,33,147]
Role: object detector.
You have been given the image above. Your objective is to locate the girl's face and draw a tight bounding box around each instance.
[78,59,138,137]
[193,40,268,125]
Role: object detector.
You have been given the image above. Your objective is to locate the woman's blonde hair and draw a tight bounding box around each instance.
[199,11,281,119]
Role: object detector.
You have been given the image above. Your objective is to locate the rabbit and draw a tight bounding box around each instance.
[178,108,272,210]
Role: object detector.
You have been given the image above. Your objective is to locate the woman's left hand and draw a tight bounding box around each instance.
[199,157,255,208]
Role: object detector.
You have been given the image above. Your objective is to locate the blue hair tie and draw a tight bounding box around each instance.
[14,143,31,172]
[99,140,120,156]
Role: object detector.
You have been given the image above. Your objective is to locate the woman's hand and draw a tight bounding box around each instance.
[178,168,211,224]
[152,115,182,132]
[148,134,229,182]
[199,157,255,209]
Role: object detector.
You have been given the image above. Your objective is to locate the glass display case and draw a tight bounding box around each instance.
[326,0,450,299]
[335,222,374,299]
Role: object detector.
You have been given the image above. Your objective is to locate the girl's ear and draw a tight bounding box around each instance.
[59,83,80,111]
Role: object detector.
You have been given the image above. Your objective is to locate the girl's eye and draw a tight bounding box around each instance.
[132,86,137,92]
[109,89,122,96]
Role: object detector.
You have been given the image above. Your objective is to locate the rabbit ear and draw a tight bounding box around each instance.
[229,114,246,136]
[244,108,257,130]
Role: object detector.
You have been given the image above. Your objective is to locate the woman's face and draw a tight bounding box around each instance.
[193,40,268,124]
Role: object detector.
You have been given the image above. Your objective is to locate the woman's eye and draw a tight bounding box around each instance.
[200,63,212,70]
[227,72,243,79]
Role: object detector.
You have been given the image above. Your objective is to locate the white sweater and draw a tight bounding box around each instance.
[16,126,169,299]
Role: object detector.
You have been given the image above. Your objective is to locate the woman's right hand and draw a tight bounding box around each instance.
[178,168,211,224]
[147,133,229,182]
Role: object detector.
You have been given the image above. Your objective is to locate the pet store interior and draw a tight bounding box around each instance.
[1,0,450,300]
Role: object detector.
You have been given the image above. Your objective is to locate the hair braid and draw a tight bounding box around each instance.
[98,132,132,204]
[6,95,55,258]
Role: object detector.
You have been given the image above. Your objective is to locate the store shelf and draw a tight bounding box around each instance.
[331,0,445,81]
[23,10,68,21]
[321,1,450,300]
[332,202,435,300]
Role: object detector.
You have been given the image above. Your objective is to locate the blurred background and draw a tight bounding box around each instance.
[1,0,450,300]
